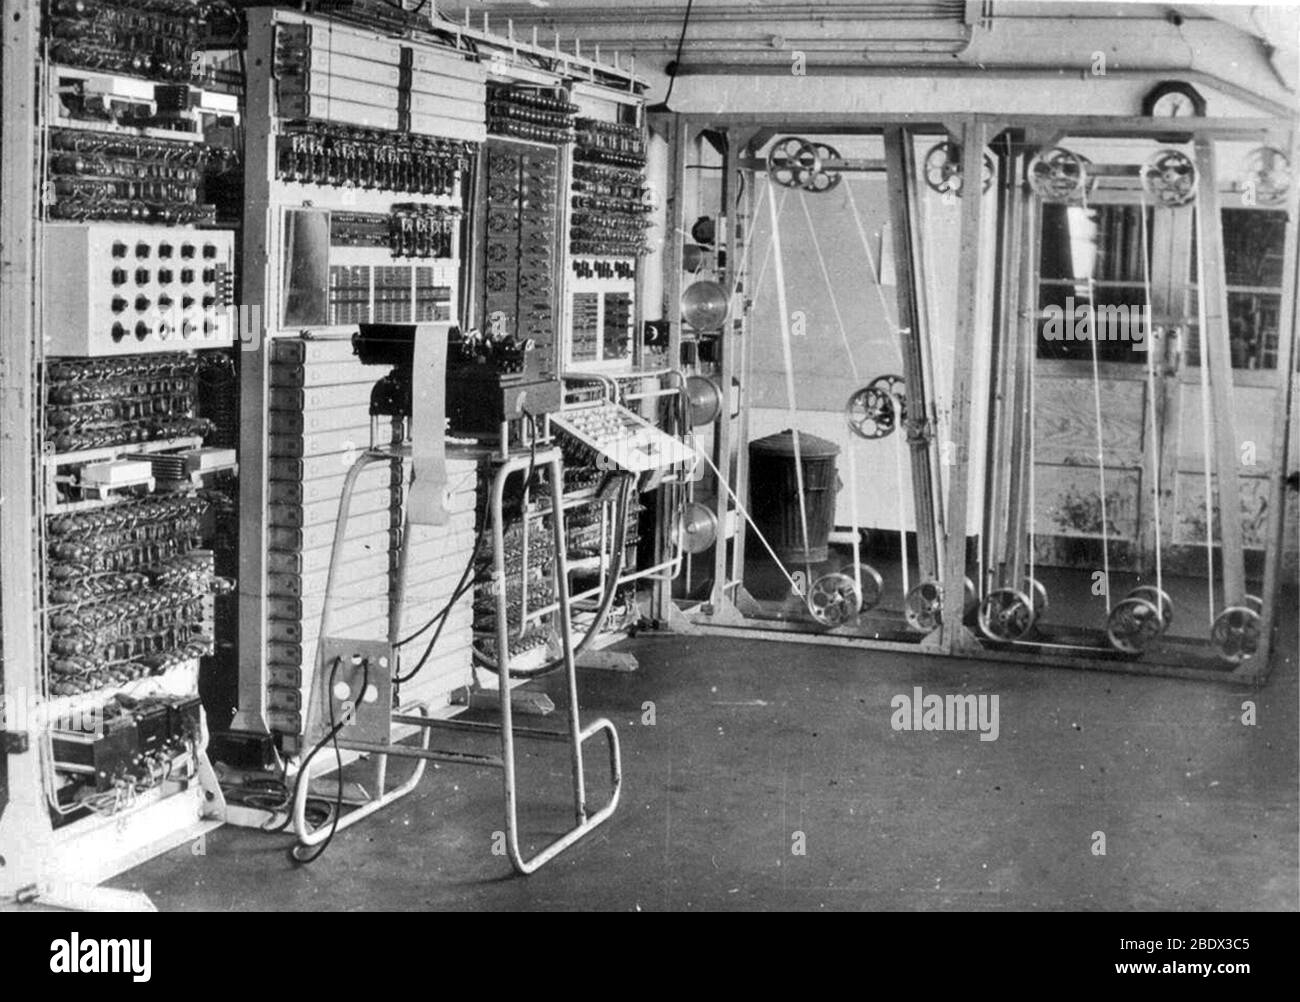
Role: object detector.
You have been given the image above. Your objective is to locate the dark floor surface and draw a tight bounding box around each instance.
[107,598,1298,911]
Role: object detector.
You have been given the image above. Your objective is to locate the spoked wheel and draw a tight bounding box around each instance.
[1106,596,1164,655]
[1127,585,1173,630]
[978,587,1036,641]
[1210,606,1261,664]
[904,580,944,633]
[766,136,822,190]
[806,572,862,628]
[1023,576,1048,618]
[845,562,885,612]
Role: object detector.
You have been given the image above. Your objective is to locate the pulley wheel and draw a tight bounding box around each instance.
[1127,585,1173,629]
[1244,594,1263,617]
[1140,149,1198,208]
[904,580,944,633]
[978,587,1036,641]
[1106,596,1163,655]
[1027,147,1088,203]
[685,374,723,426]
[807,572,862,627]
[1240,146,1291,207]
[766,136,823,190]
[804,142,842,193]
[846,562,885,612]
[681,279,730,331]
[845,385,897,440]
[676,501,718,555]
[922,141,995,197]
[964,576,979,617]
[1210,606,1261,664]
[1023,576,1049,617]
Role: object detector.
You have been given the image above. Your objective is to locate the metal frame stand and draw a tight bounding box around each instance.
[290,446,622,874]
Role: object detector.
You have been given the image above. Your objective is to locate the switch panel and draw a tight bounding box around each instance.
[43,223,237,356]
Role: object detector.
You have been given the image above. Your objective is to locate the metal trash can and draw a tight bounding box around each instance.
[748,429,841,565]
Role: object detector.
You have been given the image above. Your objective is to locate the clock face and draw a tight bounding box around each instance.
[1144,82,1205,118]
[1152,91,1196,117]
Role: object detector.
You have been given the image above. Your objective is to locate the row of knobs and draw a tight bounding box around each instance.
[112,241,219,260]
[112,267,219,287]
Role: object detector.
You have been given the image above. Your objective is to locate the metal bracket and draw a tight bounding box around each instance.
[2,732,30,754]
[904,417,934,446]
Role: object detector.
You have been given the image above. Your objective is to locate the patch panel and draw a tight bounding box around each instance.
[42,223,237,356]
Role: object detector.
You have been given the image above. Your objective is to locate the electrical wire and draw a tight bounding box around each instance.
[471,472,635,679]
[289,655,368,865]
[658,0,696,110]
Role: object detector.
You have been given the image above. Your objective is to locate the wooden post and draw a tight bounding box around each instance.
[232,9,276,732]
[0,0,47,896]
[1250,127,1300,677]
[940,117,989,646]
[651,114,688,623]
[1192,139,1247,608]
[710,130,738,610]
[882,127,944,585]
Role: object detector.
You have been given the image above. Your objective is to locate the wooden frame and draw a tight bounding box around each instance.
[659,109,1296,684]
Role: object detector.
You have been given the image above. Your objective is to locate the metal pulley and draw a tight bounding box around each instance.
[806,572,862,627]
[681,279,730,332]
[978,587,1037,641]
[922,141,995,197]
[1106,595,1164,654]
[1210,606,1261,664]
[1026,147,1090,203]
[1239,146,1291,207]
[766,137,823,190]
[904,580,944,633]
[685,374,723,426]
[846,562,885,612]
[1127,585,1173,629]
[676,501,718,555]
[1140,149,1198,208]
[1023,576,1048,617]
[766,136,841,193]
[846,374,906,440]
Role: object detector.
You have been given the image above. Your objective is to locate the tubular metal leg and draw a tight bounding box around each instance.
[490,453,623,875]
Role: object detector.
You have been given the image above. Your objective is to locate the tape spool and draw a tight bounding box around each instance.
[1140,149,1198,208]
[1026,147,1089,203]
[1106,595,1163,654]
[676,501,718,555]
[681,279,730,331]
[767,136,823,191]
[807,572,862,627]
[685,374,723,426]
[1240,146,1291,207]
[978,587,1036,641]
[1210,606,1261,664]
[904,580,944,633]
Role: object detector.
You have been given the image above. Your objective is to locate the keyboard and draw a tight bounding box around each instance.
[551,402,696,474]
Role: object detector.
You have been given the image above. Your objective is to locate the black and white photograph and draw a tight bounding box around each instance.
[0,0,1297,946]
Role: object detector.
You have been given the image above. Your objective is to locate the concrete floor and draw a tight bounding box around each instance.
[110,604,1298,911]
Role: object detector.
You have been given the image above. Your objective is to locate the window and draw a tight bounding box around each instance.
[1184,209,1287,369]
[1037,204,1152,364]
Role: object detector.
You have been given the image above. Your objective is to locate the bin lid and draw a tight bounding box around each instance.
[749,428,840,458]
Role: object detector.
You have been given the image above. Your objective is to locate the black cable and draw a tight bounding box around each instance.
[394,561,488,684]
[288,656,368,865]
[393,526,484,649]
[658,0,696,110]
